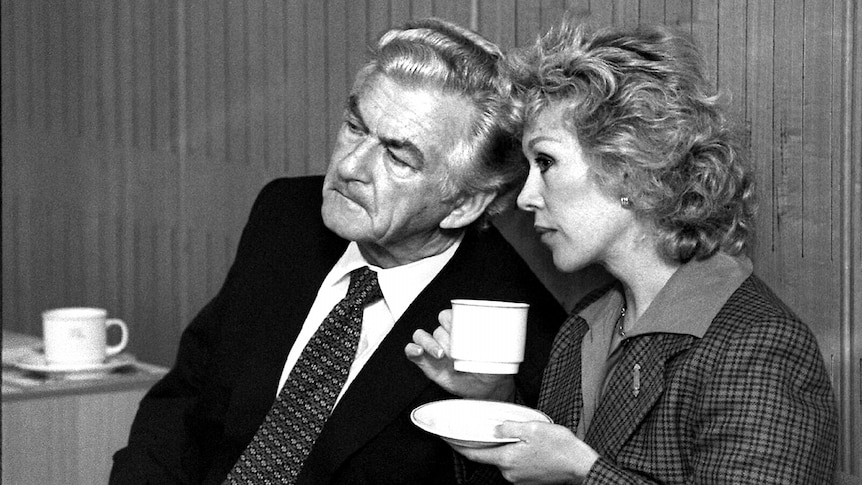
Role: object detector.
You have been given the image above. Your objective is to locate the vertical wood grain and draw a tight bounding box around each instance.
[838,0,862,475]
[801,0,838,353]
[640,0,667,25]
[262,0,286,174]
[225,0,246,166]
[516,1,542,46]
[772,0,804,311]
[391,0,411,28]
[185,0,206,160]
[691,0,718,82]
[616,0,640,27]
[432,0,473,26]
[1,388,152,485]
[588,0,614,25]
[284,0,308,176]
[477,0,517,49]
[716,1,746,121]
[540,0,568,34]
[346,0,370,101]
[0,0,857,476]
[746,0,775,286]
[247,0,265,171]
[327,0,349,170]
[2,0,15,129]
[666,0,694,32]
[306,1,328,174]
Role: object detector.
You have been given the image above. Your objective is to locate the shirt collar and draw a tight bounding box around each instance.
[326,235,464,321]
[579,252,753,339]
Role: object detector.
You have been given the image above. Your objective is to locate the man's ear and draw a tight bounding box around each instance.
[440,191,497,230]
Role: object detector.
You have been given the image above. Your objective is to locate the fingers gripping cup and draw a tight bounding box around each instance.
[42,307,129,365]
[449,299,529,374]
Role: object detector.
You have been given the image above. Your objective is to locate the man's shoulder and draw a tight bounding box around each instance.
[458,224,525,267]
[455,225,565,316]
[240,175,345,255]
[246,176,326,223]
[257,175,324,204]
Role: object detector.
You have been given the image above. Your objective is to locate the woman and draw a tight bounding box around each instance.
[405,19,837,484]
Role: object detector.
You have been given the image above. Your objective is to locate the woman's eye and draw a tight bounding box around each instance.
[535,154,555,173]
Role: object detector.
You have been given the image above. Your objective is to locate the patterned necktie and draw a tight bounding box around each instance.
[224,266,383,484]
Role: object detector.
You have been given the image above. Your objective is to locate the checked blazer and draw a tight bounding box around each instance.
[109,176,565,485]
[540,276,838,484]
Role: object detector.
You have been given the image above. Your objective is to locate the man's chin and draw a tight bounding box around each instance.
[321,202,370,241]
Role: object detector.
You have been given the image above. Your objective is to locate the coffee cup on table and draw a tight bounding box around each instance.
[41,307,129,365]
[449,299,529,374]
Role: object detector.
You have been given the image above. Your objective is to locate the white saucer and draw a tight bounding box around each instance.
[12,350,137,379]
[411,399,552,448]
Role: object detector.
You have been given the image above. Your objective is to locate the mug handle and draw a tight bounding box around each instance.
[105,318,129,357]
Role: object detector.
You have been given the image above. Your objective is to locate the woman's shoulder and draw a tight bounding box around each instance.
[696,275,823,363]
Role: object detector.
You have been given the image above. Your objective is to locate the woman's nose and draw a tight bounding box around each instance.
[517,168,543,211]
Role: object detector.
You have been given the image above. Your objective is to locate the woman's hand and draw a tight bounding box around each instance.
[404,309,515,401]
[453,421,599,485]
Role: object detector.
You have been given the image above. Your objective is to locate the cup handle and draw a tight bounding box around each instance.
[105,318,129,357]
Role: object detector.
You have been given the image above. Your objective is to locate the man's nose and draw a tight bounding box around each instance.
[336,138,377,180]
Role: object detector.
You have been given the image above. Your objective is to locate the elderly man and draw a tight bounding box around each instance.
[110,18,564,485]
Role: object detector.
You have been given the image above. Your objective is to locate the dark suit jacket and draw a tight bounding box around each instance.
[110,176,565,485]
[540,276,837,484]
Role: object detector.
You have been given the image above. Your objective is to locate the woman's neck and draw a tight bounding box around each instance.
[604,243,680,324]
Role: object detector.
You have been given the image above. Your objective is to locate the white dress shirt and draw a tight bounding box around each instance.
[276,237,462,404]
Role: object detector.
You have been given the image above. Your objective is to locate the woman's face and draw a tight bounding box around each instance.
[517,103,638,273]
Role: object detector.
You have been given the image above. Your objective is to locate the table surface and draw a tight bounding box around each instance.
[2,330,168,401]
[2,330,170,484]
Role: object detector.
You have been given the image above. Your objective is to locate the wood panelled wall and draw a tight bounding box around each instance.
[2,0,859,479]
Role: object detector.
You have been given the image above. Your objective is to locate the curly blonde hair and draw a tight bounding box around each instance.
[507,19,756,262]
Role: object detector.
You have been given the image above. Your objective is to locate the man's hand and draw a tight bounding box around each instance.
[405,309,515,401]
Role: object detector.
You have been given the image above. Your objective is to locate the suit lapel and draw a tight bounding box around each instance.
[226,190,349,437]
[304,295,446,479]
[300,229,487,481]
[585,333,695,457]
[537,314,588,431]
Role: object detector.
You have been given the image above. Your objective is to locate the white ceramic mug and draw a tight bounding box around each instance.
[449,299,529,374]
[42,307,129,365]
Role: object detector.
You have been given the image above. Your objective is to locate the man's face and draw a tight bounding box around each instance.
[321,74,477,267]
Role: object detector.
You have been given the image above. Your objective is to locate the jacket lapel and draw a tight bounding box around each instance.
[225,200,349,437]
[585,333,695,457]
[537,315,589,431]
[303,295,446,480]
[299,228,488,481]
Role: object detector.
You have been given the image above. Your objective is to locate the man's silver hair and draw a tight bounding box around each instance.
[353,18,524,219]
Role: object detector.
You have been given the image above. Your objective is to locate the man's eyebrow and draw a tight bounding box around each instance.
[381,137,425,167]
[346,95,367,129]
[347,93,426,168]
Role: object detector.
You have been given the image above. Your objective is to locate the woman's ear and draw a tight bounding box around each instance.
[439,191,497,229]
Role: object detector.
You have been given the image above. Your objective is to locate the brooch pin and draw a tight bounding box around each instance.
[633,363,641,397]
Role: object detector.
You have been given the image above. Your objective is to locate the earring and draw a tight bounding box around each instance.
[620,196,632,208]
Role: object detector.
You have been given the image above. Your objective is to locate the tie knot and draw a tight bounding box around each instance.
[346,267,383,307]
